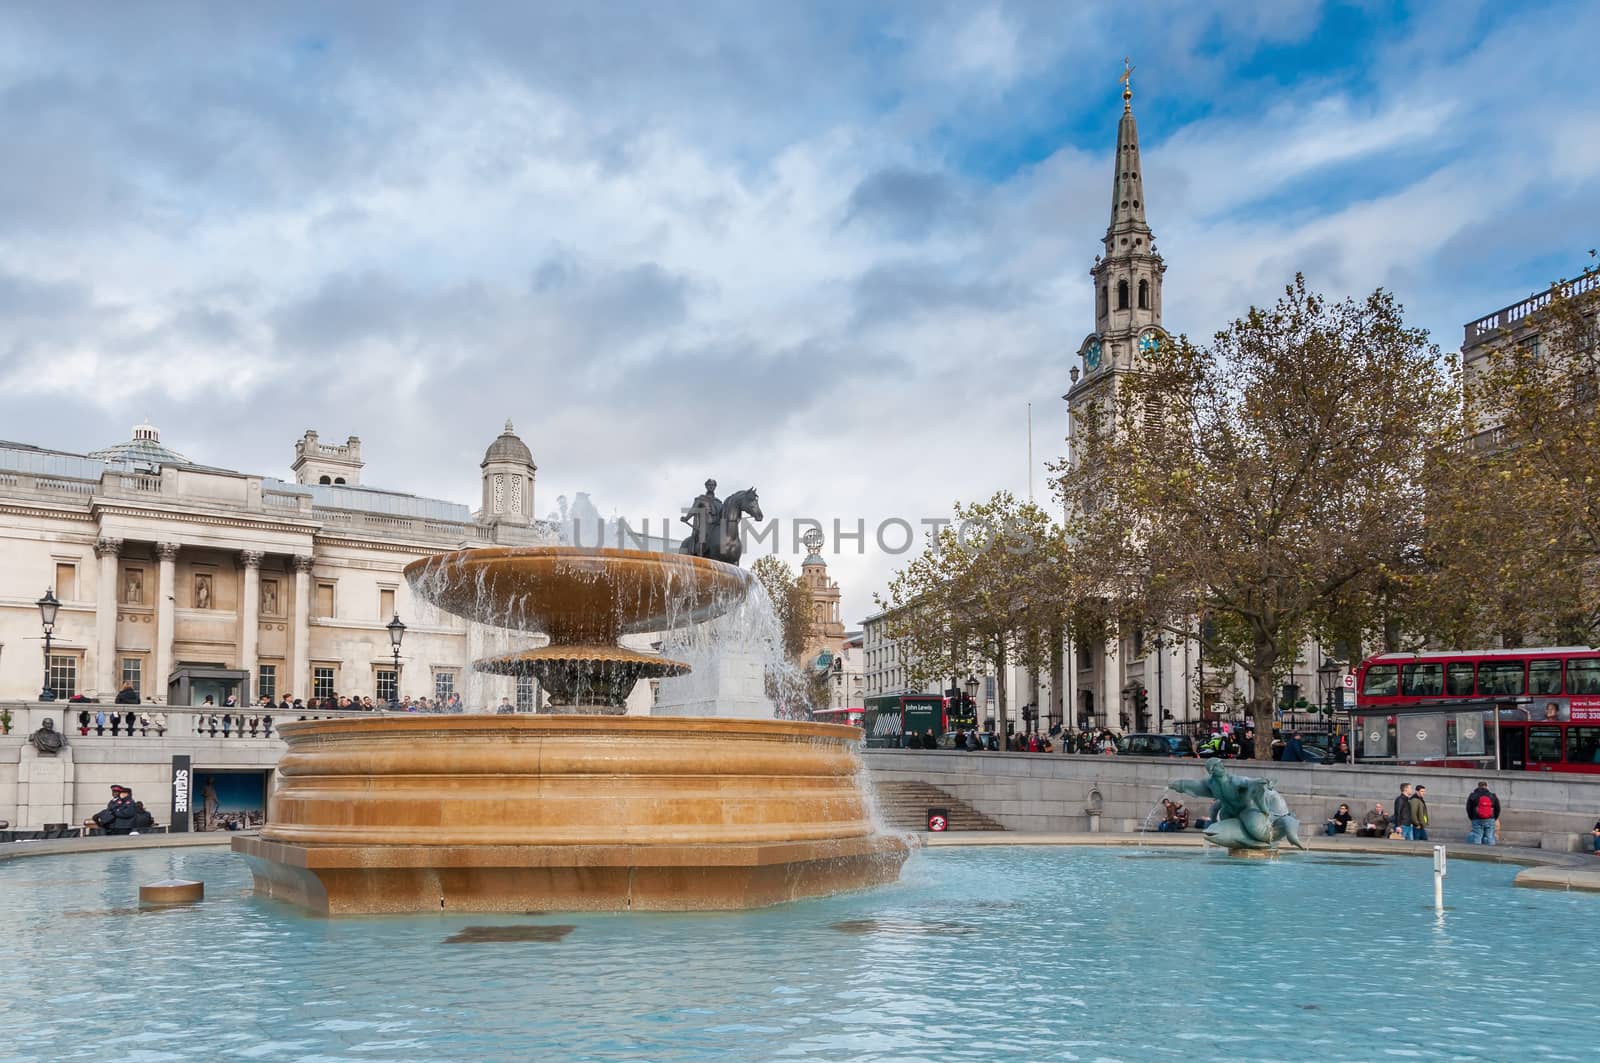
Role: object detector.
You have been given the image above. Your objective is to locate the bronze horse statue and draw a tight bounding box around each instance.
[679,486,762,565]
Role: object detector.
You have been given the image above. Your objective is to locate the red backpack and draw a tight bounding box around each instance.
[1474,793,1495,820]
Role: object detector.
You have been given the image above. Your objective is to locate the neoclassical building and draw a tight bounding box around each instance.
[0,420,545,706]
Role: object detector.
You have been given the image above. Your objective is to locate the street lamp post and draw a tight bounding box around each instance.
[37,589,60,701]
[1317,657,1341,717]
[387,613,407,707]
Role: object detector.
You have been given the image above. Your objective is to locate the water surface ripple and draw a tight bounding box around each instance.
[1,846,1589,1061]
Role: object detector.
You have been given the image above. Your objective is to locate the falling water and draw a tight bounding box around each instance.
[403,529,812,719]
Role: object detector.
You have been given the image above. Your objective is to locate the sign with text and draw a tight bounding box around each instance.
[170,755,191,833]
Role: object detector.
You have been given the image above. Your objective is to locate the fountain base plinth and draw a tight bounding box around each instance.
[235,834,908,914]
[233,715,908,914]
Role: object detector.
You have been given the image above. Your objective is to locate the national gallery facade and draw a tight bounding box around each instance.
[0,420,545,707]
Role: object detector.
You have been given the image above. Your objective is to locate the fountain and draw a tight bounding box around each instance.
[234,513,908,914]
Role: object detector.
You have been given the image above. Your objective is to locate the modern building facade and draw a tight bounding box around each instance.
[0,420,545,707]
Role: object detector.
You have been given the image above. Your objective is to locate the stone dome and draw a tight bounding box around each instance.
[88,421,191,467]
[481,419,534,468]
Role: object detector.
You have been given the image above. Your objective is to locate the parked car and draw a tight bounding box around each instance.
[1288,739,1337,765]
[1116,733,1197,758]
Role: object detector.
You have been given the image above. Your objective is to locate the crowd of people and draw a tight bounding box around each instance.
[1321,780,1503,845]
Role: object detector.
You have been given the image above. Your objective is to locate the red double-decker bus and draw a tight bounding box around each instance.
[1354,647,1600,773]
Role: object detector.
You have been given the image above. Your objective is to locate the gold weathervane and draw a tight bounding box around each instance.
[1120,56,1134,105]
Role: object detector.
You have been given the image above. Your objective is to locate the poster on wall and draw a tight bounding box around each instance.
[192,771,269,832]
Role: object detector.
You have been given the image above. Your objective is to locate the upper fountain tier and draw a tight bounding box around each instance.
[402,546,754,643]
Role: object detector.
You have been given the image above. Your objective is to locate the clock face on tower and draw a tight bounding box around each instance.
[1138,329,1162,357]
[1085,338,1102,371]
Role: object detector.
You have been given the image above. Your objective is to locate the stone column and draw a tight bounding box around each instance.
[93,537,122,698]
[1101,624,1121,731]
[291,555,314,700]
[240,551,263,702]
[155,542,179,704]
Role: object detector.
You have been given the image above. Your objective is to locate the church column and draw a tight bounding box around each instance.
[1100,624,1121,731]
[240,551,263,702]
[155,542,179,704]
[93,537,121,698]
[291,555,314,700]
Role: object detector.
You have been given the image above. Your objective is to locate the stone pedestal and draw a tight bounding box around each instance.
[652,651,768,718]
[16,746,74,829]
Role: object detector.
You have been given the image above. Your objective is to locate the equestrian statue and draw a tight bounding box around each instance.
[678,479,762,566]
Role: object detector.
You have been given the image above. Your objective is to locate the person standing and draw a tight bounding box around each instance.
[1392,783,1415,841]
[1411,784,1431,841]
[1466,780,1501,845]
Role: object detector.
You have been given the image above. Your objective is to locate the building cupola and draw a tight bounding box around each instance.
[481,418,537,526]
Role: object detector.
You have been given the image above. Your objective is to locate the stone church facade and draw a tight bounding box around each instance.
[0,420,543,707]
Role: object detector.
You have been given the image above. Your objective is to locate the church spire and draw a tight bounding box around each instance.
[1106,56,1151,250]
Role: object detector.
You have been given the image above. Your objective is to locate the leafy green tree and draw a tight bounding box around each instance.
[876,491,1074,732]
[1437,269,1600,643]
[1054,276,1457,746]
[751,555,814,663]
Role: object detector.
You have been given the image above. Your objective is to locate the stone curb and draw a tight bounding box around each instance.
[917,830,1600,891]
[0,832,240,863]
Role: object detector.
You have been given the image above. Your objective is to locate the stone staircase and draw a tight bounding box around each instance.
[871,781,1006,832]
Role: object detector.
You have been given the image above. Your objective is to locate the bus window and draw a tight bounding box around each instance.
[1478,661,1525,695]
[1530,659,1563,695]
[1363,665,1399,697]
[1401,663,1444,696]
[1566,727,1600,765]
[1529,726,1563,764]
[1569,660,1600,695]
[1446,662,1475,696]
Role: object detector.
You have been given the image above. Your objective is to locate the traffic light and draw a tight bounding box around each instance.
[1133,687,1149,719]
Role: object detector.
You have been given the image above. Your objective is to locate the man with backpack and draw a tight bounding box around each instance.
[1466,780,1501,845]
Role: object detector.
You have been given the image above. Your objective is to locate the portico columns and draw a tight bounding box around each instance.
[292,555,314,700]
[93,537,121,698]
[240,551,263,701]
[155,542,179,704]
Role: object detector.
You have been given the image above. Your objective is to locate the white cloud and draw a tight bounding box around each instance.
[0,0,1595,628]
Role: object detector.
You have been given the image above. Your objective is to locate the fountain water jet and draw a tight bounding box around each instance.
[234,545,908,914]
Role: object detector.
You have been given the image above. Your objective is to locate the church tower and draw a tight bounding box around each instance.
[1065,61,1168,443]
[1062,61,1176,736]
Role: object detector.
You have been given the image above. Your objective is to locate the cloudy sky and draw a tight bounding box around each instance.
[2,0,1596,624]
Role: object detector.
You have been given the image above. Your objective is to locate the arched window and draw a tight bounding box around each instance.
[318,475,331,485]
[1138,279,1149,309]
[1117,279,1129,310]
[333,477,345,485]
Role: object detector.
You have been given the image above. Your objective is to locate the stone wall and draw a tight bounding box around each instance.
[1,702,292,829]
[863,750,1600,840]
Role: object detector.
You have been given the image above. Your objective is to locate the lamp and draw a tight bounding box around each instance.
[1317,657,1341,714]
[37,588,60,701]
[386,613,406,706]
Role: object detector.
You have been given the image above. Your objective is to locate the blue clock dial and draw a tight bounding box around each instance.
[1138,330,1161,356]
[1085,339,1102,370]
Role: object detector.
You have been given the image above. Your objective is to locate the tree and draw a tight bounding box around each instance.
[750,555,826,717]
[1054,275,1458,748]
[1437,269,1600,643]
[750,555,814,663]
[876,491,1074,733]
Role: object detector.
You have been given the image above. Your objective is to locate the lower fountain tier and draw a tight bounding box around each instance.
[234,834,908,914]
[234,715,909,914]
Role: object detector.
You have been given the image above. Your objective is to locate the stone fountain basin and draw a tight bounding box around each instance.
[402,546,753,643]
[234,715,908,914]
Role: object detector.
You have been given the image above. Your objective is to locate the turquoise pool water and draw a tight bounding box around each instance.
[0,845,1590,1062]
